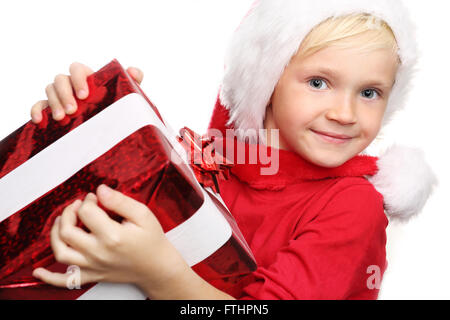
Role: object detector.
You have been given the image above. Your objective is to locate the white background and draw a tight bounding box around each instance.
[0,0,448,299]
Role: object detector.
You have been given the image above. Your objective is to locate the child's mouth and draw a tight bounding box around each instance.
[310,129,353,144]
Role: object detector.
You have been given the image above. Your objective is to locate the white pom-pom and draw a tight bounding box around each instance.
[368,144,438,222]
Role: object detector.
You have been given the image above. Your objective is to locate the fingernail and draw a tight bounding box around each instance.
[86,192,97,199]
[32,114,41,123]
[73,199,82,209]
[32,269,41,278]
[77,89,88,99]
[98,184,111,198]
[131,68,140,77]
[65,104,75,113]
[54,109,64,119]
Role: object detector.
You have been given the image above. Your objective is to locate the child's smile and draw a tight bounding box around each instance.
[264,42,399,168]
[310,128,354,145]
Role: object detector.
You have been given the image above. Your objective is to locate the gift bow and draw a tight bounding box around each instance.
[177,127,233,194]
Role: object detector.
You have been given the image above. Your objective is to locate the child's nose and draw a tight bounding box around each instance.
[325,94,357,125]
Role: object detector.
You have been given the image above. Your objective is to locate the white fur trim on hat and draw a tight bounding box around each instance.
[368,144,438,222]
[219,0,418,143]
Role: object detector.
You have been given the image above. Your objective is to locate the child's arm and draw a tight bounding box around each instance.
[32,184,235,300]
[30,62,143,123]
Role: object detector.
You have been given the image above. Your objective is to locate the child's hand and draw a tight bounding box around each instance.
[31,184,188,296]
[30,62,144,123]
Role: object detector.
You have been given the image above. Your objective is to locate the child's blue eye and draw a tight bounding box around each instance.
[309,79,328,90]
[361,89,378,100]
[309,79,380,100]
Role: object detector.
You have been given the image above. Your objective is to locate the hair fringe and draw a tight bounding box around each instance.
[297,13,400,63]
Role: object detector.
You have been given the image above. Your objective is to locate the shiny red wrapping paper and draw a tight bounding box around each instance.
[0,59,256,299]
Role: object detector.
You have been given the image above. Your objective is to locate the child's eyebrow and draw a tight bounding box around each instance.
[311,67,339,79]
[304,67,394,89]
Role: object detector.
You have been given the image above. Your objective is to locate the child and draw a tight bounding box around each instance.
[30,0,437,299]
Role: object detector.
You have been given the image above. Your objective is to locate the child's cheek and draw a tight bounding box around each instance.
[358,106,385,140]
[287,93,324,129]
[273,80,322,132]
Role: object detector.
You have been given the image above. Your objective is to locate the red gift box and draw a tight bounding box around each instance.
[0,59,256,299]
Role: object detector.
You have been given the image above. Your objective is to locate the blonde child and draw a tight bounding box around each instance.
[29,0,436,299]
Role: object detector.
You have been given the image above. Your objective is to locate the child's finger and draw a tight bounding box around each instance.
[32,266,99,288]
[53,74,78,114]
[84,192,98,204]
[96,184,150,226]
[32,268,71,288]
[76,193,120,240]
[50,216,90,268]
[30,100,48,123]
[59,199,99,255]
[69,62,94,100]
[126,67,144,84]
[45,84,66,121]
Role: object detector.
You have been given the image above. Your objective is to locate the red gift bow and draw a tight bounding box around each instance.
[177,127,233,194]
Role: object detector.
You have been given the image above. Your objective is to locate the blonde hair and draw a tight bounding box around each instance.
[297,13,401,64]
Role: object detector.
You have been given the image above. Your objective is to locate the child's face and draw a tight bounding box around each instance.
[264,44,399,167]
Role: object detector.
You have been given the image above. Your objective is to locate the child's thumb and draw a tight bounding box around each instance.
[127,67,144,84]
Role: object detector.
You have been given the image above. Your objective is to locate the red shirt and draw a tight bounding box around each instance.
[216,141,388,300]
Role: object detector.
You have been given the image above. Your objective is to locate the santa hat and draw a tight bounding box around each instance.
[207,0,438,222]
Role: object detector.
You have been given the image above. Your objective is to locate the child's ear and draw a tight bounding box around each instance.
[263,101,271,126]
[268,93,274,108]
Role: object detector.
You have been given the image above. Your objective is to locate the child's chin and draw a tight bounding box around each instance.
[308,151,354,168]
